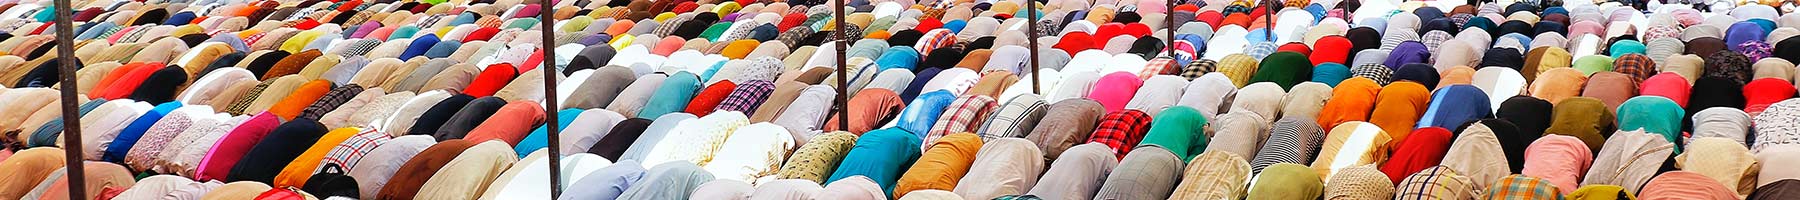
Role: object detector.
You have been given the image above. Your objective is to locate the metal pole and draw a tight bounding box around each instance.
[537,1,564,197]
[1164,0,1175,58]
[1264,0,1273,41]
[834,0,849,129]
[1026,0,1041,94]
[51,0,88,198]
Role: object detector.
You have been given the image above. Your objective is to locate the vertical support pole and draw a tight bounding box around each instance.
[1025,0,1041,94]
[537,0,564,197]
[834,0,850,129]
[1164,0,1175,58]
[1264,0,1274,41]
[51,0,87,198]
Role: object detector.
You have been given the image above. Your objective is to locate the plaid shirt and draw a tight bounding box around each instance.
[715,80,777,115]
[1182,59,1218,80]
[1217,54,1261,86]
[319,128,391,173]
[925,95,999,149]
[226,81,274,115]
[1612,54,1658,81]
[1395,166,1479,200]
[915,29,957,55]
[1351,64,1395,85]
[1245,43,1278,59]
[1086,109,1153,159]
[300,84,366,121]
[1483,175,1562,200]
[978,95,1048,140]
[1142,58,1179,79]
[1421,31,1453,60]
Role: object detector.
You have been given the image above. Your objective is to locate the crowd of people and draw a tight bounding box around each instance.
[0,0,1799,199]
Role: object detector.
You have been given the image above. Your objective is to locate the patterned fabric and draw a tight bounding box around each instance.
[1484,175,1562,200]
[319,128,391,173]
[1325,165,1396,199]
[1704,51,1754,84]
[1739,41,1773,61]
[778,27,815,49]
[1245,43,1278,59]
[914,29,958,55]
[1380,31,1420,50]
[1182,59,1219,80]
[1143,58,1178,79]
[1086,110,1153,159]
[1248,117,1325,174]
[1420,31,1454,59]
[1168,151,1251,199]
[225,82,273,115]
[1164,41,1197,65]
[1611,54,1657,81]
[924,95,998,147]
[977,95,1049,140]
[1394,166,1478,200]
[714,80,777,114]
[1755,98,1800,150]
[773,131,859,183]
[299,84,366,121]
[1351,64,1394,85]
[994,195,1044,200]
[1643,26,1682,41]
[337,39,382,56]
[125,113,196,171]
[1216,54,1261,87]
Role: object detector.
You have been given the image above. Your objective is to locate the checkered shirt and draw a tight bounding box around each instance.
[924,95,999,148]
[1182,59,1218,80]
[715,80,778,115]
[1395,166,1478,200]
[1483,175,1562,200]
[1086,109,1153,159]
[319,128,391,173]
[1245,43,1278,59]
[1421,31,1453,60]
[1351,64,1395,85]
[915,29,958,55]
[1217,54,1262,86]
[1143,58,1179,79]
[300,84,366,121]
[1612,54,1658,81]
